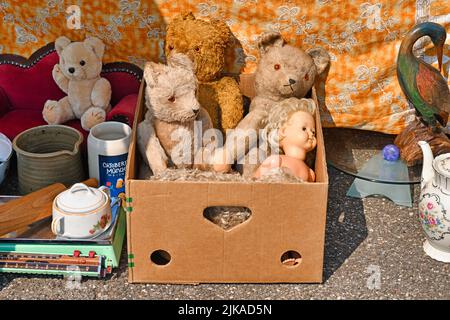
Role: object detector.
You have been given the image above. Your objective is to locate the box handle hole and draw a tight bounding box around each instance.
[203,206,252,231]
[281,250,302,267]
[150,250,171,266]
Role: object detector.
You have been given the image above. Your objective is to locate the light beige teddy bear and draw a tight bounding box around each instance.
[138,53,216,173]
[213,32,330,174]
[43,36,112,131]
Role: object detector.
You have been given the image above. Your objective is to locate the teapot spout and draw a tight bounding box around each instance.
[418,141,435,189]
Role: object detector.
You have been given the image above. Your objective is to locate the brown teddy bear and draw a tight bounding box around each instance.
[213,32,330,174]
[43,36,112,131]
[165,12,244,134]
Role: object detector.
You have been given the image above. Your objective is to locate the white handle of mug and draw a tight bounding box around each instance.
[70,183,96,195]
[51,217,64,236]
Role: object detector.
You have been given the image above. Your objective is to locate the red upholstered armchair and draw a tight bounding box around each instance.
[0,43,142,143]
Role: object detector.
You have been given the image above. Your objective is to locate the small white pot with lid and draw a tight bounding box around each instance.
[52,183,112,239]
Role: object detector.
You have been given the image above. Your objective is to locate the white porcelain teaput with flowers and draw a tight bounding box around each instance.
[418,141,450,262]
[52,183,112,239]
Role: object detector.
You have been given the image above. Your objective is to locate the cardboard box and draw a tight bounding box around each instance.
[125,74,329,283]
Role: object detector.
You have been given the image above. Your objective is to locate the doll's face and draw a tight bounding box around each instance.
[280,111,316,152]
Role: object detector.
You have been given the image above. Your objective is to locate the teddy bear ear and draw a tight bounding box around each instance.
[55,36,71,55]
[307,47,330,76]
[167,53,195,73]
[180,11,196,21]
[83,37,105,59]
[258,32,286,54]
[212,20,232,46]
[144,62,166,87]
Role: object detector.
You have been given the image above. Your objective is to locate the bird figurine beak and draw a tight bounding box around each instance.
[436,44,443,73]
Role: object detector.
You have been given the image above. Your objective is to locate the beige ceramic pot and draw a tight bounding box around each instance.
[12,125,85,194]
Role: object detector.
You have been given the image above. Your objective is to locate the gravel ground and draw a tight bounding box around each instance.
[0,164,449,300]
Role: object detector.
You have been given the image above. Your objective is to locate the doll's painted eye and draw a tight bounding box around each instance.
[80,60,86,66]
[304,73,309,81]
[168,96,176,102]
[274,64,281,70]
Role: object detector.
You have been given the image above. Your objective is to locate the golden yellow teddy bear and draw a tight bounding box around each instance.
[165,12,244,133]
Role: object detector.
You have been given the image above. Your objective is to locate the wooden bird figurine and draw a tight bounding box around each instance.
[397,22,449,132]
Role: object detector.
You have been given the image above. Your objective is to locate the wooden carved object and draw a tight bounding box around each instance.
[395,22,450,165]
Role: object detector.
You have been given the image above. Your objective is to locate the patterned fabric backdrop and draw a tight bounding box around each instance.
[0,0,448,134]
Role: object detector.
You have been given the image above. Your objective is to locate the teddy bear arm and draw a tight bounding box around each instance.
[197,108,214,135]
[91,78,112,109]
[212,108,268,173]
[193,108,217,170]
[235,108,269,161]
[52,64,69,93]
[214,77,244,131]
[137,121,168,173]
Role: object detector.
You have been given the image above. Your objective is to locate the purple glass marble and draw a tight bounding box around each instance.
[383,144,400,161]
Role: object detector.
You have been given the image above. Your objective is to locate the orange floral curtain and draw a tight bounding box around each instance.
[0,0,448,134]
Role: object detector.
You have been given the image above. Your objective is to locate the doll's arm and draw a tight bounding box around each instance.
[214,77,244,131]
[91,78,112,109]
[137,119,168,173]
[253,155,282,178]
[52,64,69,94]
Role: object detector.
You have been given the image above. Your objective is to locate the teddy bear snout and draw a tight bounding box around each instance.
[68,67,75,74]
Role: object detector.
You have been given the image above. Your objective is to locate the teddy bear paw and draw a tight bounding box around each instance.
[81,108,106,131]
[42,101,60,124]
[211,148,233,173]
[52,64,62,75]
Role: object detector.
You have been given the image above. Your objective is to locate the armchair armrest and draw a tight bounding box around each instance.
[0,86,11,118]
[106,93,138,126]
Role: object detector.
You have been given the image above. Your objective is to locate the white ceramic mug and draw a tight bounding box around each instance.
[88,122,131,197]
[51,183,112,239]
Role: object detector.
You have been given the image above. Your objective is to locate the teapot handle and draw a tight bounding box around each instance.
[69,183,96,196]
[51,217,64,236]
[99,185,111,198]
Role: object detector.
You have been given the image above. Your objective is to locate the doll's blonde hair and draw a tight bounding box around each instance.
[263,97,316,153]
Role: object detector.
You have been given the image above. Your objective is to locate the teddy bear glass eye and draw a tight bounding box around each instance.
[168,45,174,51]
[168,96,176,102]
[80,60,86,66]
[274,64,280,70]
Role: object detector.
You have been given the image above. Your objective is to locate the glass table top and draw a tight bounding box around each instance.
[323,128,421,185]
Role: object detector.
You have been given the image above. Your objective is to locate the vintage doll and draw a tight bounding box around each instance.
[253,98,317,182]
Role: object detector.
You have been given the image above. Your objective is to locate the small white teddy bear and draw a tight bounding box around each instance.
[43,36,112,131]
[138,53,217,173]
